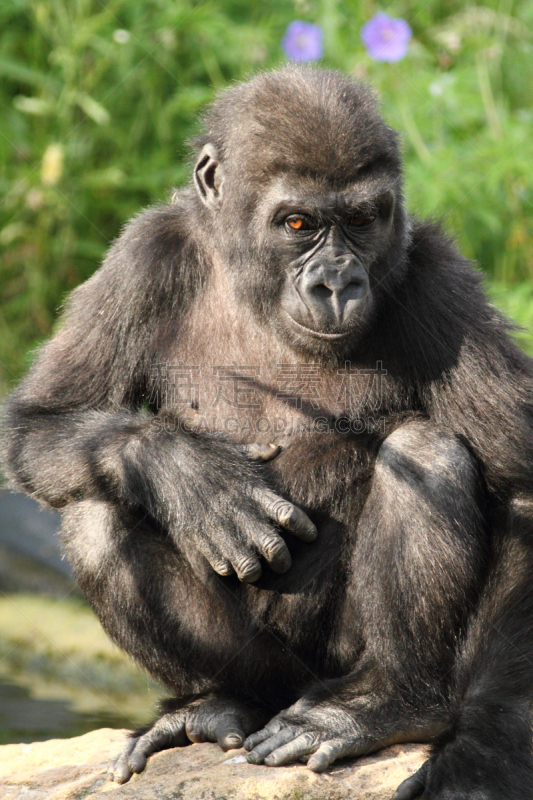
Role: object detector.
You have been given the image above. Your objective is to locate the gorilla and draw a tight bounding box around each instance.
[4,67,533,799]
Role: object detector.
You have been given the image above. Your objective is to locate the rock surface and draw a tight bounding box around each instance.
[0,728,429,799]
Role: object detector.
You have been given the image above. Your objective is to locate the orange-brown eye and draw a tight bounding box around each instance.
[285,215,317,233]
[350,214,376,227]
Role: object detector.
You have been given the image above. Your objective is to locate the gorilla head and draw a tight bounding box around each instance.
[193,67,410,357]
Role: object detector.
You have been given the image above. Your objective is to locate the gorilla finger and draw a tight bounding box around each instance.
[108,753,121,776]
[232,554,262,583]
[264,732,318,766]
[197,539,235,577]
[392,761,430,800]
[255,488,317,542]
[215,722,246,751]
[128,715,187,773]
[185,722,207,744]
[112,758,133,785]
[128,739,153,774]
[244,720,282,750]
[256,531,292,574]
[240,443,281,462]
[212,559,235,577]
[187,703,250,749]
[246,728,296,764]
[307,739,346,772]
[110,738,137,784]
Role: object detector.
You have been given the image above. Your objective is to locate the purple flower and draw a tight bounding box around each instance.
[360,13,412,62]
[281,21,324,62]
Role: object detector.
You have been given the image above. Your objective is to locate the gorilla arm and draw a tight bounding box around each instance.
[3,204,316,584]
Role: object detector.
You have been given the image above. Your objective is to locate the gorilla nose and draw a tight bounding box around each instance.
[300,261,369,328]
[311,276,366,301]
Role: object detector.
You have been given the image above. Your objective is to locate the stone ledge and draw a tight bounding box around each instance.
[0,728,429,799]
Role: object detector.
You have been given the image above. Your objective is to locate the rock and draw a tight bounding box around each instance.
[0,728,429,799]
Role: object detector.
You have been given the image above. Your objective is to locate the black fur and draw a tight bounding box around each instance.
[4,67,533,797]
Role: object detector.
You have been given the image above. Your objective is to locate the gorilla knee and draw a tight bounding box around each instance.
[377,421,479,499]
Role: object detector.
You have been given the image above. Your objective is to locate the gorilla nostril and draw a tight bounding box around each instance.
[313,284,333,299]
[343,280,366,298]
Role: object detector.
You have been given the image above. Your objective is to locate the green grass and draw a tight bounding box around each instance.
[1,0,532,392]
[488,280,533,355]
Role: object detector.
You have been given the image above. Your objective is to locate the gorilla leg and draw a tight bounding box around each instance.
[246,421,486,770]
[395,498,533,800]
[60,500,277,783]
[352,420,486,686]
[60,498,275,690]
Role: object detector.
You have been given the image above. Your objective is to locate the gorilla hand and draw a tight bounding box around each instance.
[188,440,317,582]
[121,428,317,583]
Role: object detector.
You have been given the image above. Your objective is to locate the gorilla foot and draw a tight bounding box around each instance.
[244,696,445,774]
[393,737,533,800]
[393,757,505,800]
[244,697,366,772]
[109,694,268,784]
[392,761,429,799]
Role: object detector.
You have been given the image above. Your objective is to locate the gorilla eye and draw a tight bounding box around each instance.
[285,216,316,232]
[349,214,376,228]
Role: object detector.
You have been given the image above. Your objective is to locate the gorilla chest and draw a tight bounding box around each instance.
[160,331,386,453]
[156,358,353,442]
[159,286,388,448]
[160,303,383,541]
[157,354,379,513]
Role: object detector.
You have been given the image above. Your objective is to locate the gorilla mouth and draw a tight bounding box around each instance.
[285,313,353,340]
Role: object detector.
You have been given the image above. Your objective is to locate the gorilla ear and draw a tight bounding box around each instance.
[194,143,224,211]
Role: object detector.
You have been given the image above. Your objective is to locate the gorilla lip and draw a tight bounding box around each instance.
[285,312,353,340]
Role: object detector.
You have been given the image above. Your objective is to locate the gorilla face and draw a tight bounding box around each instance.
[261,178,397,350]
[195,148,404,358]
[193,73,408,358]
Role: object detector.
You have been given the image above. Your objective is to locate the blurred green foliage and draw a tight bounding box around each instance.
[1,0,532,393]
[0,593,160,741]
